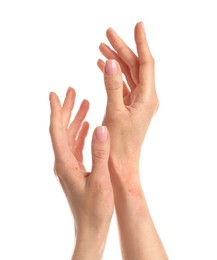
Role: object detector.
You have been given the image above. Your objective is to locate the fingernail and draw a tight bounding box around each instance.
[140,21,145,30]
[95,126,108,142]
[49,92,52,101]
[105,59,118,75]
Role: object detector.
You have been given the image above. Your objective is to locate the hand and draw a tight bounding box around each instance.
[98,22,159,173]
[97,22,168,260]
[49,87,114,260]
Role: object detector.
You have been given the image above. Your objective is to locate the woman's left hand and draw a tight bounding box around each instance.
[49,87,114,260]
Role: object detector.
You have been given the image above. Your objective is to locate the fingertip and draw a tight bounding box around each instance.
[99,42,104,50]
[136,21,144,29]
[82,120,89,129]
[140,21,145,29]
[80,99,90,110]
[49,91,57,103]
[95,126,109,143]
[106,27,112,36]
[106,27,116,36]
[49,91,53,101]
[97,58,102,63]
[105,59,118,75]
[97,59,104,72]
[66,87,76,97]
[99,42,111,54]
[49,91,62,112]
[135,21,146,39]
[66,87,71,96]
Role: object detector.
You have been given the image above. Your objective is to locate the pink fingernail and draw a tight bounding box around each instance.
[95,126,108,142]
[105,59,118,75]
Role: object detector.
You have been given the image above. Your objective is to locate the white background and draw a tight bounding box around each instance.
[0,0,217,259]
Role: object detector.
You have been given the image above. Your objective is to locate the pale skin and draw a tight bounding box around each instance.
[49,21,168,259]
[97,22,168,259]
[49,89,114,260]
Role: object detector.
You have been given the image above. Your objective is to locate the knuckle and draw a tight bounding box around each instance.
[53,162,62,177]
[105,77,122,90]
[152,95,159,108]
[49,125,53,135]
[116,44,125,55]
[140,55,155,66]
[145,93,159,111]
[147,56,155,66]
[106,109,125,121]
[150,55,155,64]
[93,148,107,160]
[53,160,79,178]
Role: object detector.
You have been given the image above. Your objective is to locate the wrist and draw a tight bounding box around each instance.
[109,152,140,175]
[113,180,150,224]
[108,164,149,221]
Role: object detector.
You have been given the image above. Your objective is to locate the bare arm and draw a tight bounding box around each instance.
[98,22,168,260]
[49,88,114,260]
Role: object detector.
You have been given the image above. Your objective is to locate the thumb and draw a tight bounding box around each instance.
[104,59,125,110]
[91,126,110,176]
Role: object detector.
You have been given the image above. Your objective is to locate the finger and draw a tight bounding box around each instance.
[62,87,76,128]
[104,59,125,110]
[91,126,110,177]
[106,28,140,85]
[99,42,136,90]
[134,22,155,88]
[49,92,80,182]
[49,92,63,154]
[97,59,130,97]
[97,58,104,72]
[68,99,89,144]
[74,121,89,162]
[49,91,62,127]
[49,92,75,165]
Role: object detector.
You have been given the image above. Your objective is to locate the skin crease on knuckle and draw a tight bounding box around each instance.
[138,54,155,66]
[104,77,122,90]
[105,108,129,126]
[145,96,159,114]
[92,148,108,160]
[135,90,159,114]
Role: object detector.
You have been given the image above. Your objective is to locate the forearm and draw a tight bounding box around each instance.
[110,161,168,260]
[72,228,108,260]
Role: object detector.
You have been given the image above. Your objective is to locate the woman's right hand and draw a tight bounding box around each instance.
[98,22,159,175]
[98,22,168,260]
